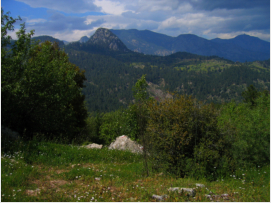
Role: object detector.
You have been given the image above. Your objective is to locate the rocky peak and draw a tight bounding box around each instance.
[88,28,130,52]
[79,36,89,43]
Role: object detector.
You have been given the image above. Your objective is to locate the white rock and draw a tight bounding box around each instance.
[152,194,168,201]
[196,183,205,188]
[108,135,143,154]
[84,143,103,149]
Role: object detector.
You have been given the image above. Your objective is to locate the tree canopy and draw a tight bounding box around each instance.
[1,9,88,141]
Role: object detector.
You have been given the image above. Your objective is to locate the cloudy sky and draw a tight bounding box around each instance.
[2,0,270,42]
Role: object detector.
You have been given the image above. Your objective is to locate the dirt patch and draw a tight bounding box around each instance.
[31,179,69,189]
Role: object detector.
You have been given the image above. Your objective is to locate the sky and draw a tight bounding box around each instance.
[1,0,270,42]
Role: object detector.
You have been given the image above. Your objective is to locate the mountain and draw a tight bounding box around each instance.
[62,28,269,112]
[211,34,270,54]
[63,40,70,45]
[79,36,89,43]
[86,28,130,52]
[32,35,65,47]
[65,28,132,56]
[110,29,270,62]
[18,29,269,112]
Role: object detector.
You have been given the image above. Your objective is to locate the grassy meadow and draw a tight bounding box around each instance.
[1,140,270,202]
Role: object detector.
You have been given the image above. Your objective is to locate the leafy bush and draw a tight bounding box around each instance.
[99,108,138,145]
[218,91,270,168]
[146,95,232,179]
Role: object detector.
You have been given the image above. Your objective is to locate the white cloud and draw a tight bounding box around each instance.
[53,29,96,41]
[11,0,269,42]
[93,0,128,15]
[27,18,47,25]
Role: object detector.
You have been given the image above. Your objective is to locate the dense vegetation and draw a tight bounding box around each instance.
[1,10,88,141]
[64,40,270,112]
[1,10,270,202]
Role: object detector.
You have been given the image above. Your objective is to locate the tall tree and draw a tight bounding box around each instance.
[1,10,88,141]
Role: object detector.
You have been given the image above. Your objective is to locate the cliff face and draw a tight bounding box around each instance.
[87,28,130,52]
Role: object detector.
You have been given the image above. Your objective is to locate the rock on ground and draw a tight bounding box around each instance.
[168,187,196,197]
[152,194,168,201]
[83,143,103,149]
[108,135,143,154]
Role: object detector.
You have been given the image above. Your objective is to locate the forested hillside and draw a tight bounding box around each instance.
[64,31,269,112]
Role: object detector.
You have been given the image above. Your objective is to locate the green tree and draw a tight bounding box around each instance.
[130,75,152,176]
[1,10,87,141]
[241,84,259,106]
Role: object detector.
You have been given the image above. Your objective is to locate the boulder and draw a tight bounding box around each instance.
[196,183,205,188]
[108,135,143,154]
[84,143,103,149]
[168,187,196,197]
[152,194,168,201]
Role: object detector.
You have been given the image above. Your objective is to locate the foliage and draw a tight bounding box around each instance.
[99,108,138,145]
[1,10,87,141]
[146,95,232,179]
[218,89,270,168]
[241,84,260,106]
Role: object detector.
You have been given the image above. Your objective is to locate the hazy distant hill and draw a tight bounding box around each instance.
[32,35,65,47]
[111,29,270,62]
[210,34,270,54]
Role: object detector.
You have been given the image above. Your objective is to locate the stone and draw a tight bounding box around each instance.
[108,135,143,154]
[26,189,40,196]
[152,194,168,201]
[221,194,229,200]
[168,187,196,197]
[196,183,205,188]
[84,143,103,149]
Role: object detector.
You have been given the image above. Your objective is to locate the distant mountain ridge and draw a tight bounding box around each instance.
[110,29,270,62]
[33,29,270,62]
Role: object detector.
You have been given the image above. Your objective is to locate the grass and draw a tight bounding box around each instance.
[1,140,270,202]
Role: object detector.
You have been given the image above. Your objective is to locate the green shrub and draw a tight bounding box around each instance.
[218,91,270,168]
[99,108,138,145]
[146,95,232,179]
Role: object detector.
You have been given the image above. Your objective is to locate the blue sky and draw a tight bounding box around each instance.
[2,0,270,42]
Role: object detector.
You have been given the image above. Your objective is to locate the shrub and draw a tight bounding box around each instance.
[146,95,232,179]
[99,108,138,145]
[218,91,270,168]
